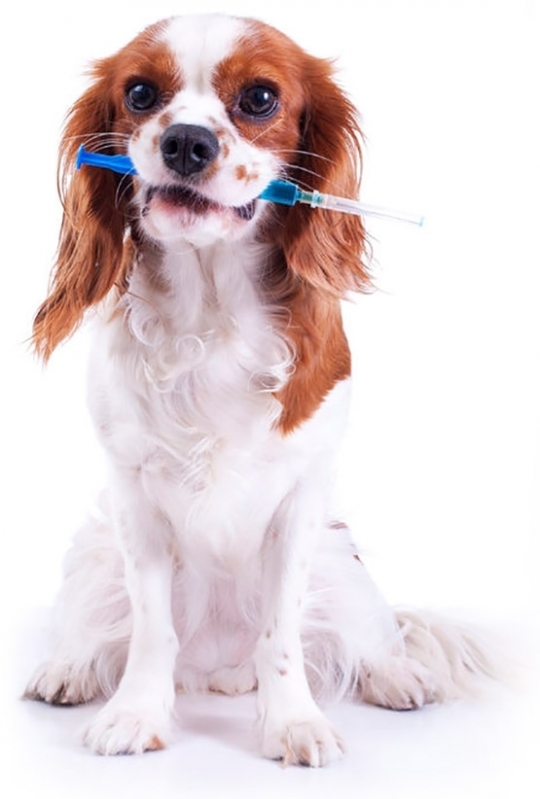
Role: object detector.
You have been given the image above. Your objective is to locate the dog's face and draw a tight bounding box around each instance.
[97,15,312,244]
[33,14,369,359]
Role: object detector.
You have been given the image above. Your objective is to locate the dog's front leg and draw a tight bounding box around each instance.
[256,482,344,767]
[83,470,179,755]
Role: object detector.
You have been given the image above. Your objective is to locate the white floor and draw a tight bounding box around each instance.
[3,608,538,799]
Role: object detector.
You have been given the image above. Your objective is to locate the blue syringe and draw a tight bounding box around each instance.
[76,145,424,226]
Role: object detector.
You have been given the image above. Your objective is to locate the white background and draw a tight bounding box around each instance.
[0,1,538,797]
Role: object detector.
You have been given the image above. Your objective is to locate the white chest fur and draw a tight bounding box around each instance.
[87,240,349,569]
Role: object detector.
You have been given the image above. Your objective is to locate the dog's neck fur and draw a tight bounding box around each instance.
[110,236,291,439]
[111,231,352,438]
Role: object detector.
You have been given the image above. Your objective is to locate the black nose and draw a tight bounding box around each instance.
[160,124,220,177]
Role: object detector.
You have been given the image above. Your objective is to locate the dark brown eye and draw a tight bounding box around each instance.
[238,85,279,119]
[125,81,159,113]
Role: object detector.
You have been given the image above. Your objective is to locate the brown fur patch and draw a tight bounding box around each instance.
[265,266,352,433]
[212,22,305,157]
[33,24,183,359]
[235,164,248,181]
[158,111,174,130]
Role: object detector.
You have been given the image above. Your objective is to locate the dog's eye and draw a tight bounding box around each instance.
[125,82,159,113]
[238,85,279,119]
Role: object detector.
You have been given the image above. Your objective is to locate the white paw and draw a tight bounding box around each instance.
[361,656,440,710]
[24,659,99,705]
[262,714,345,767]
[83,703,170,755]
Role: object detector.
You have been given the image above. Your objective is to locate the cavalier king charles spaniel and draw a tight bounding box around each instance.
[25,14,495,766]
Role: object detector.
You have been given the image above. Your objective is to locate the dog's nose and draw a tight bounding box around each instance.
[160,124,220,177]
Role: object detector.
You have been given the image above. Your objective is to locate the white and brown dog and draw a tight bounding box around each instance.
[26,14,494,766]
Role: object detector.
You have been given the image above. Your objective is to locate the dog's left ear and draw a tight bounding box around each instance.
[33,59,133,360]
[279,56,371,296]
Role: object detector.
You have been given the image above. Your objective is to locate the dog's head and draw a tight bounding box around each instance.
[34,15,370,358]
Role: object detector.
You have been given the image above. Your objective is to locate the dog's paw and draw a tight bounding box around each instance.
[83,703,169,755]
[24,659,99,706]
[262,714,345,767]
[361,656,440,710]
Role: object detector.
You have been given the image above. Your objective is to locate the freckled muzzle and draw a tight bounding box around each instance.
[139,123,260,221]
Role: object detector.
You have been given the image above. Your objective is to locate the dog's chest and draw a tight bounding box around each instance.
[128,337,296,566]
[89,258,302,561]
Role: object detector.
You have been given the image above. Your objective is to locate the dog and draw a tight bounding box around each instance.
[25,14,495,766]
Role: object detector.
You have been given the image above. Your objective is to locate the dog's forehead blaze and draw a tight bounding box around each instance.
[106,15,246,101]
[161,14,247,91]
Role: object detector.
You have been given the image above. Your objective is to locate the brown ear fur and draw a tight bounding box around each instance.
[33,62,132,360]
[279,56,370,295]
[270,56,370,433]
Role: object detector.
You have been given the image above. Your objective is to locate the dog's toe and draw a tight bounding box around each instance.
[262,714,345,767]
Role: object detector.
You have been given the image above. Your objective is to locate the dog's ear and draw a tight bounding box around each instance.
[279,56,371,296]
[33,59,133,360]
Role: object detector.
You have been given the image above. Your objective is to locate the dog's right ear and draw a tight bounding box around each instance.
[278,53,371,298]
[33,58,134,360]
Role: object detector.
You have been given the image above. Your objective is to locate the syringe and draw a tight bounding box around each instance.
[76,145,424,226]
[76,146,138,175]
[258,180,424,226]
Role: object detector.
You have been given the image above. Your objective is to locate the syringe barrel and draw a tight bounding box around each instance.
[317,192,424,226]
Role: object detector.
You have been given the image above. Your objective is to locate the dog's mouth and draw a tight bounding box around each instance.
[145,184,257,221]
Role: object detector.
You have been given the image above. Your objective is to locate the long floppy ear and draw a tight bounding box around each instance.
[280,56,371,295]
[33,61,133,360]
